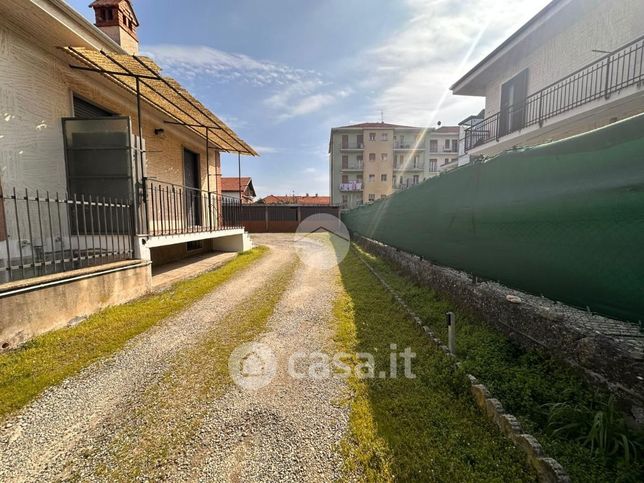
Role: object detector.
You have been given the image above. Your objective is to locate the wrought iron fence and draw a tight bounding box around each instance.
[146,180,242,236]
[465,35,644,152]
[0,187,134,283]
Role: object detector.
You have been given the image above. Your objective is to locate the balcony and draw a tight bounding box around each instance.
[394,143,424,150]
[464,35,644,153]
[146,180,241,237]
[341,162,364,171]
[340,144,364,151]
[394,162,425,171]
[339,182,363,192]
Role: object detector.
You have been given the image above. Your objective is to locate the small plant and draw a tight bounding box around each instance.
[545,396,643,464]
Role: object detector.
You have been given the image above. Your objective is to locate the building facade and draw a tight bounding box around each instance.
[329,123,459,210]
[221,177,256,204]
[451,0,644,158]
[0,0,257,348]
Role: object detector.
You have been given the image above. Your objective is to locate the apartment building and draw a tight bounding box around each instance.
[329,122,459,210]
[451,0,644,158]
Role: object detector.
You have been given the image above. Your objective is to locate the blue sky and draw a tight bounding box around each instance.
[67,0,550,198]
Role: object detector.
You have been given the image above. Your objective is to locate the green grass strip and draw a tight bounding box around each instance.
[352,244,644,483]
[92,258,299,481]
[0,246,269,420]
[336,247,535,482]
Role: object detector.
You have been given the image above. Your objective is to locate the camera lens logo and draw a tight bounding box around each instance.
[228,342,277,390]
[294,214,350,270]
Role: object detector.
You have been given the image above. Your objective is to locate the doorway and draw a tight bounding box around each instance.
[183,148,201,226]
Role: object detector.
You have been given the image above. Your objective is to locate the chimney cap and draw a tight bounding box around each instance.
[90,0,140,27]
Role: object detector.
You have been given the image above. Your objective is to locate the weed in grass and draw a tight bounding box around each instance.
[0,246,269,420]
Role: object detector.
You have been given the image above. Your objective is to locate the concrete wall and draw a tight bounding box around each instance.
[0,260,151,350]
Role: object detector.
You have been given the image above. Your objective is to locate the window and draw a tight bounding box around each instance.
[429,140,438,152]
[106,8,114,20]
[500,68,529,135]
[341,134,349,149]
[444,139,450,150]
[357,154,363,161]
[444,158,450,165]
[341,155,348,168]
[368,194,376,202]
[369,153,376,161]
[381,133,388,141]
[369,132,376,141]
[357,174,363,182]
[381,153,388,161]
[452,139,458,152]
[187,240,204,251]
[381,174,387,182]
[413,175,420,184]
[368,174,375,182]
[357,134,364,147]
[413,155,420,168]
[342,175,349,183]
[381,194,387,199]
[342,195,348,204]
[429,159,437,172]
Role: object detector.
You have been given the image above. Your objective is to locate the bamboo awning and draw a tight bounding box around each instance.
[61,46,257,155]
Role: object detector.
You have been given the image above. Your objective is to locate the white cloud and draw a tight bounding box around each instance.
[144,44,350,121]
[143,44,316,87]
[362,0,551,126]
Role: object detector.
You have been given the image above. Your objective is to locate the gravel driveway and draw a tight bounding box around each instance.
[0,234,349,482]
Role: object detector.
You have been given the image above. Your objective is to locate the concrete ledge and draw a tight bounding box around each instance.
[0,260,151,351]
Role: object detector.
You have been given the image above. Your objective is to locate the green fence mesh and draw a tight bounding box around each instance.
[342,113,644,324]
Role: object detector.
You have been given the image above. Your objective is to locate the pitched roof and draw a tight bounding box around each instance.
[260,195,331,205]
[221,177,252,192]
[435,126,460,134]
[89,0,139,24]
[451,0,564,93]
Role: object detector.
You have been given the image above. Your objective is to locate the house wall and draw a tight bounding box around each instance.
[0,17,221,261]
[363,128,394,203]
[483,0,644,118]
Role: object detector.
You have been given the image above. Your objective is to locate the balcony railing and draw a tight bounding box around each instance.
[340,143,364,150]
[339,182,363,192]
[394,143,424,150]
[464,35,644,152]
[341,162,364,170]
[146,180,242,237]
[1,187,134,283]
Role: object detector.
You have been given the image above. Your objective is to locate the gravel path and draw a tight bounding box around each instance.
[0,234,350,482]
[172,234,348,482]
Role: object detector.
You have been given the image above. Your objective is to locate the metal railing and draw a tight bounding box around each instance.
[341,162,364,170]
[339,182,363,192]
[1,187,134,283]
[464,35,644,152]
[146,180,242,237]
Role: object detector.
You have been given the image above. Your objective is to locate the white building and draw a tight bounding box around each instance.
[451,0,644,158]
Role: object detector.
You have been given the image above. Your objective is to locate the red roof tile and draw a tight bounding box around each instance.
[221,177,252,192]
[260,195,331,205]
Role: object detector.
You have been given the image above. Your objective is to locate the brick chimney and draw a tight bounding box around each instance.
[90,0,140,55]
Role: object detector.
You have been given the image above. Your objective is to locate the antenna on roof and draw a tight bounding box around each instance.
[380,110,384,123]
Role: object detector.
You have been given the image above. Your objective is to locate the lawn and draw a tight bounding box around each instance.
[336,247,536,482]
[0,246,269,420]
[350,244,643,483]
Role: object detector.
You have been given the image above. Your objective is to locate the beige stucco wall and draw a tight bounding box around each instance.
[483,0,644,118]
[0,260,151,350]
[329,127,460,209]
